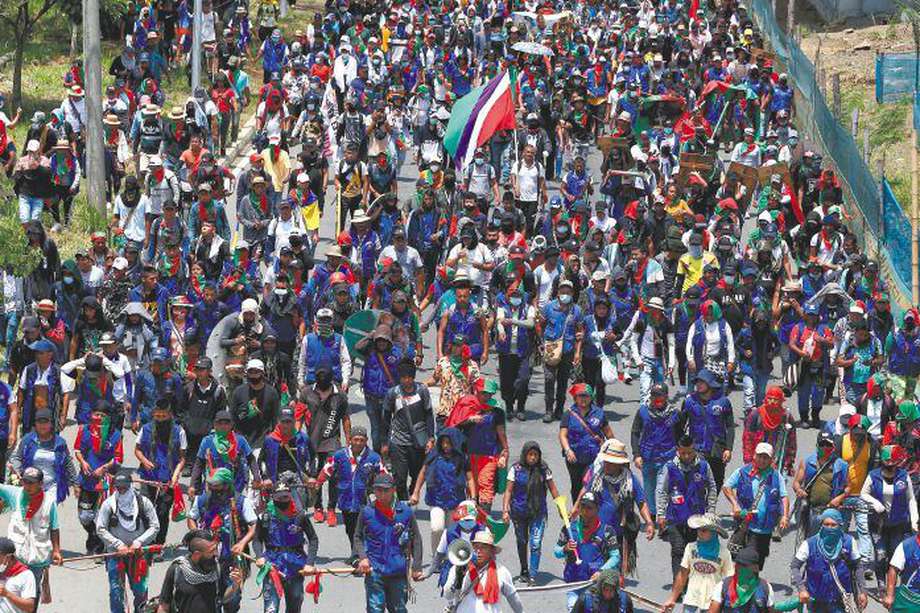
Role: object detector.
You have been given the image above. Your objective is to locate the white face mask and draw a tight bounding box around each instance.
[273,288,287,296]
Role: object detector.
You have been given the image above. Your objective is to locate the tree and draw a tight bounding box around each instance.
[0,0,74,108]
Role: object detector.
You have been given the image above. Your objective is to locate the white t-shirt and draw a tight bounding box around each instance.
[0,569,37,613]
[512,160,542,201]
[378,245,424,278]
[678,543,734,609]
[115,196,148,243]
[447,243,494,288]
[533,265,559,308]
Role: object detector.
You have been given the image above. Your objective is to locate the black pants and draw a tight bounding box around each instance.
[344,511,360,552]
[338,194,363,235]
[877,522,912,577]
[666,523,697,578]
[0,439,7,484]
[78,489,104,554]
[421,250,440,289]
[706,453,727,490]
[581,356,606,407]
[544,352,574,418]
[517,199,539,236]
[141,483,173,545]
[676,344,688,387]
[499,353,528,415]
[389,444,425,501]
[565,460,589,504]
[314,451,339,511]
[745,530,773,569]
[186,433,205,471]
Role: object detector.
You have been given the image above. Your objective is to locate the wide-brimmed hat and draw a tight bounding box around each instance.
[687,513,729,537]
[599,439,630,465]
[351,209,372,224]
[471,530,501,553]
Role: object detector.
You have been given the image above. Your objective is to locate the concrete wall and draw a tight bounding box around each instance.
[807,0,895,21]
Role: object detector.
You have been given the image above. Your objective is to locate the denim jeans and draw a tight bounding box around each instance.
[263,573,304,613]
[512,515,546,575]
[566,586,588,612]
[797,367,825,422]
[0,310,20,365]
[839,496,873,565]
[640,460,667,516]
[365,571,408,613]
[844,381,867,406]
[366,394,385,452]
[106,557,148,613]
[639,356,665,405]
[742,370,770,415]
[18,195,44,223]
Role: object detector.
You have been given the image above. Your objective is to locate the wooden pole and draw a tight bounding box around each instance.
[83,0,106,215]
[832,73,841,119]
[851,108,859,139]
[787,0,796,35]
[191,0,203,93]
[864,127,870,163]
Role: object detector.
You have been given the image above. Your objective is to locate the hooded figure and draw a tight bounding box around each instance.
[54,259,89,331]
[114,302,159,367]
[411,427,472,554]
[572,568,632,613]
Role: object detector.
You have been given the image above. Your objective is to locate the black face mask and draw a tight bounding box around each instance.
[248,375,263,386]
[273,498,291,510]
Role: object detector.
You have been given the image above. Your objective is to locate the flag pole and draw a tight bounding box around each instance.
[511,67,520,174]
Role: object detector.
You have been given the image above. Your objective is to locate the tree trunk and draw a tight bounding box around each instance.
[11,32,26,110]
[70,20,80,58]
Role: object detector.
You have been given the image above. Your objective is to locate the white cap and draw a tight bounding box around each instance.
[754,442,774,457]
[849,304,865,314]
[26,140,40,152]
[245,358,265,372]
[591,270,608,282]
[112,257,129,271]
[241,298,259,313]
[839,403,856,417]
[296,172,310,183]
[757,211,773,223]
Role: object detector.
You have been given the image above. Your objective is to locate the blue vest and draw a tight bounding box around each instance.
[444,305,482,359]
[509,464,548,520]
[804,534,855,603]
[261,432,312,483]
[137,422,183,482]
[734,467,783,532]
[584,315,616,360]
[264,510,309,578]
[75,375,116,425]
[887,331,920,376]
[718,577,771,613]
[803,455,848,500]
[868,468,912,526]
[541,301,582,353]
[360,502,415,577]
[579,590,631,613]
[565,405,606,465]
[466,411,501,457]
[21,433,70,503]
[664,459,710,524]
[596,473,643,535]
[897,536,920,592]
[0,383,11,439]
[564,523,613,582]
[637,405,679,464]
[332,447,381,512]
[361,346,403,398]
[423,452,466,509]
[304,334,344,383]
[77,426,122,491]
[199,433,251,493]
[194,494,248,560]
[684,394,731,455]
[691,318,728,371]
[494,297,532,357]
[21,364,61,431]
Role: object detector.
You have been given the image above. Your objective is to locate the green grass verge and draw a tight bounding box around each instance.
[0,4,318,264]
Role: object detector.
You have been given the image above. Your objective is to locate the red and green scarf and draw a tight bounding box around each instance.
[89,413,111,454]
[189,273,206,299]
[20,489,44,521]
[159,251,182,278]
[213,430,239,463]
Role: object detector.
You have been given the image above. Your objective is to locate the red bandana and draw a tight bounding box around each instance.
[374,500,395,521]
[469,560,500,604]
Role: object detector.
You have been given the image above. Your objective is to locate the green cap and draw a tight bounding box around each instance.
[477,378,500,395]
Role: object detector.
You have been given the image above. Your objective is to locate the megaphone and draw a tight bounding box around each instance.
[447,539,473,567]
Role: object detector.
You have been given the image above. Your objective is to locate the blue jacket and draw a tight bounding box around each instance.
[21,432,70,503]
[664,458,711,524]
[136,421,184,483]
[132,369,183,424]
[635,404,680,464]
[20,363,62,432]
[683,393,732,456]
[261,431,313,483]
[887,330,920,377]
[303,333,345,384]
[359,501,415,576]
[578,590,632,613]
[423,429,467,509]
[362,346,403,398]
[191,299,230,347]
[732,466,784,533]
[330,447,382,512]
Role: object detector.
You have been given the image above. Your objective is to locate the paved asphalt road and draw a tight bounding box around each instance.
[0,135,887,613]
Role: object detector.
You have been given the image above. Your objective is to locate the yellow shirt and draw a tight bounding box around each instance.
[678,251,718,294]
[665,198,693,222]
[841,434,871,492]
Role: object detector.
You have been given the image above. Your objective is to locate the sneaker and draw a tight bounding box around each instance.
[798,420,811,430]
[542,412,554,423]
[515,572,530,585]
[516,411,526,422]
[527,574,536,587]
[345,555,359,568]
[326,509,337,527]
[623,374,633,384]
[313,508,325,523]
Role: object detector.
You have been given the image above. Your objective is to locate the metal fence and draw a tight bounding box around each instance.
[876,53,920,103]
[750,0,920,301]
